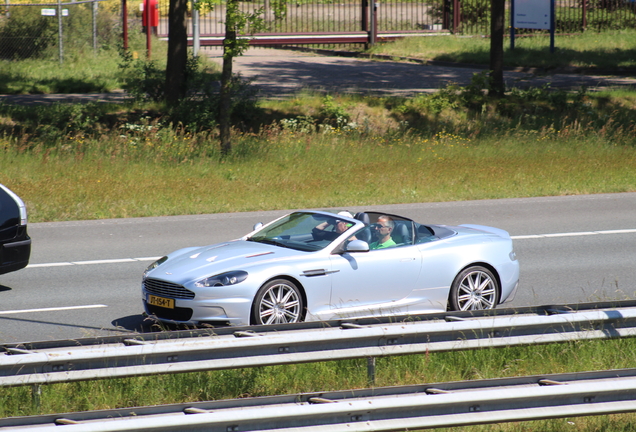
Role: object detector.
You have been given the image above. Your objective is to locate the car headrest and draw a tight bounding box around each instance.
[354,212,370,225]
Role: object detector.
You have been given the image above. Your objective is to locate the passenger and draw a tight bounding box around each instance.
[369,216,396,249]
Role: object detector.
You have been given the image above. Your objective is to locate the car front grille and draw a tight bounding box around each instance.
[145,302,193,322]
[144,278,195,299]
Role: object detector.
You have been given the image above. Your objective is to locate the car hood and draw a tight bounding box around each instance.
[147,240,309,283]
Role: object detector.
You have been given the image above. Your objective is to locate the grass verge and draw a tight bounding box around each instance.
[367,29,636,71]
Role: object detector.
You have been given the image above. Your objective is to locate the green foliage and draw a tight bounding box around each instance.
[280,115,317,133]
[458,0,490,29]
[0,7,57,59]
[0,4,121,60]
[167,73,260,132]
[118,49,166,102]
[319,95,351,126]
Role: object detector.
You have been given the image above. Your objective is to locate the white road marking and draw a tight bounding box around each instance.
[0,304,108,315]
[26,257,161,269]
[511,228,636,240]
[22,228,636,268]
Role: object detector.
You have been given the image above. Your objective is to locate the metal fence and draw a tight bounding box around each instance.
[3,301,636,430]
[1,0,635,61]
[0,0,122,62]
[3,301,636,387]
[4,368,636,430]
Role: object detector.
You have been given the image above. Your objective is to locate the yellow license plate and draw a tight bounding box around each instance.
[148,294,175,309]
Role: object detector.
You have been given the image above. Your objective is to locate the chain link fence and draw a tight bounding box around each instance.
[0,0,127,61]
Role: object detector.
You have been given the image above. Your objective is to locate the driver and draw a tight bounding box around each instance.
[369,216,396,249]
[313,211,354,241]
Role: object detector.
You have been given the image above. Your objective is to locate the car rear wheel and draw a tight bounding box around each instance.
[449,266,499,311]
[252,279,304,325]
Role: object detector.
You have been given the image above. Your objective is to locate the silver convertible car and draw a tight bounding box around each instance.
[142,211,519,326]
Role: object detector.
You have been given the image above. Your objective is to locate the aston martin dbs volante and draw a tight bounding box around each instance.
[142,210,519,326]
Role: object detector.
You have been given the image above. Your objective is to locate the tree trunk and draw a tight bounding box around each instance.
[489,0,505,97]
[219,0,239,156]
[219,37,234,156]
[165,0,189,105]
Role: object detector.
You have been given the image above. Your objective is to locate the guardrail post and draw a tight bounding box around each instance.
[367,357,376,385]
[31,384,41,410]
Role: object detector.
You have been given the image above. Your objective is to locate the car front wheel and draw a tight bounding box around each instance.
[449,266,499,311]
[252,279,304,325]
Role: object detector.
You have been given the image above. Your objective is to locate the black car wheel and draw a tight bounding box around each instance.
[449,266,499,311]
[252,279,304,325]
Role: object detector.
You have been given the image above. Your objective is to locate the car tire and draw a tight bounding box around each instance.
[448,266,499,311]
[252,279,305,325]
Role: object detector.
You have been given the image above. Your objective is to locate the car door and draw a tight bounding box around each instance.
[326,244,422,319]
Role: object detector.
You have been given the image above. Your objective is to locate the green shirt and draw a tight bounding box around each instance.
[369,238,396,250]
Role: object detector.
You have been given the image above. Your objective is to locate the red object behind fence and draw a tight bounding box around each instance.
[141,0,159,28]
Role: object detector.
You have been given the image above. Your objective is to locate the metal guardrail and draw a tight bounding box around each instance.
[2,301,636,388]
[3,367,636,430]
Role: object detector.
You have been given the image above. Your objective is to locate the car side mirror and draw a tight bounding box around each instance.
[253,222,263,231]
[345,239,370,253]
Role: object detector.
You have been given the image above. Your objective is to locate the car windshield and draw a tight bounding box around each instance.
[248,212,355,252]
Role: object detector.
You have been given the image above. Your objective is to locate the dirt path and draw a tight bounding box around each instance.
[1,48,634,104]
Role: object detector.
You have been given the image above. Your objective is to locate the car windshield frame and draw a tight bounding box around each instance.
[247,211,360,252]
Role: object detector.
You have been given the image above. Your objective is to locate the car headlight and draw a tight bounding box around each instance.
[195,271,248,288]
[143,256,168,278]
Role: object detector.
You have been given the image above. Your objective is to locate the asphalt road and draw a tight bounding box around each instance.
[1,193,635,344]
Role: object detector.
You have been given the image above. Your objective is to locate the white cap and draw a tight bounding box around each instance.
[337,211,353,219]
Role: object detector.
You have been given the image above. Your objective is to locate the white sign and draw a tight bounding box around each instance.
[513,0,550,30]
[41,8,69,16]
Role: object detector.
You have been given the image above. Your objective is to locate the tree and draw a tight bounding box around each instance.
[217,0,260,155]
[165,0,189,104]
[489,0,505,97]
[181,0,286,156]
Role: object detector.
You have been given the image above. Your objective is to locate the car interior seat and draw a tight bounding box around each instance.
[353,212,372,243]
[392,221,412,246]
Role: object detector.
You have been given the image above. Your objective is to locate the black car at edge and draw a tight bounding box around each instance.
[0,184,31,275]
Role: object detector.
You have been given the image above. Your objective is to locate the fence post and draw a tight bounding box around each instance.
[122,0,129,50]
[192,0,199,56]
[452,0,460,33]
[92,0,98,53]
[145,0,151,58]
[367,0,376,47]
[57,0,64,63]
[361,0,368,31]
[31,384,41,410]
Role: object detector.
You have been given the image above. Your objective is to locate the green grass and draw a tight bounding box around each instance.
[0,35,167,95]
[367,29,636,71]
[1,133,635,222]
[2,83,635,222]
